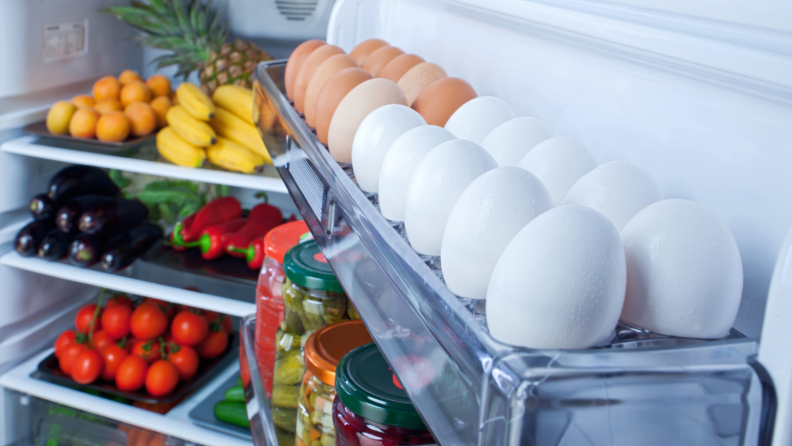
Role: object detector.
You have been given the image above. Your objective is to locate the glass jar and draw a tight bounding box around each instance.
[272,240,355,445]
[333,343,437,446]
[254,221,309,396]
[297,321,373,446]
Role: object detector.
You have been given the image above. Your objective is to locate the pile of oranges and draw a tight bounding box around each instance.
[46,70,175,143]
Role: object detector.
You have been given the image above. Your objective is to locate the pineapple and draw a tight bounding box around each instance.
[104,0,272,95]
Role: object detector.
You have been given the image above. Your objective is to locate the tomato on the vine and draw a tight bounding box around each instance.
[106,294,133,308]
[71,349,104,384]
[116,355,148,391]
[75,304,102,334]
[91,330,115,352]
[54,330,77,359]
[170,311,208,346]
[130,304,168,340]
[145,360,179,397]
[132,339,162,363]
[59,343,87,375]
[100,345,129,381]
[204,311,233,334]
[167,345,199,381]
[101,304,132,339]
[143,298,178,320]
[196,329,228,359]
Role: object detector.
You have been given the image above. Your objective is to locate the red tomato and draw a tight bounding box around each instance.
[91,330,115,352]
[116,355,148,391]
[100,345,129,381]
[75,304,102,334]
[130,304,168,340]
[71,349,104,384]
[101,304,132,339]
[170,311,208,346]
[54,330,76,359]
[161,331,174,344]
[196,329,228,359]
[59,343,87,375]
[132,339,162,363]
[167,345,199,381]
[106,294,133,308]
[145,360,179,397]
[204,311,233,334]
[143,298,178,320]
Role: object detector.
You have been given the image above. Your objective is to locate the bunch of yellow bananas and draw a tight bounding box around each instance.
[156,83,272,173]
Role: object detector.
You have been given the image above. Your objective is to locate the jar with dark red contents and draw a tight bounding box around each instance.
[333,343,437,446]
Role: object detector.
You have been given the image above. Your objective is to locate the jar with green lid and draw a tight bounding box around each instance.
[272,240,358,445]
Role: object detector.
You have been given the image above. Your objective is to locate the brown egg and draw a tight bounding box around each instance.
[328,79,407,163]
[411,77,477,127]
[361,46,404,77]
[315,68,374,145]
[397,63,448,106]
[304,54,358,128]
[293,45,346,113]
[349,39,388,65]
[379,54,425,83]
[285,40,325,101]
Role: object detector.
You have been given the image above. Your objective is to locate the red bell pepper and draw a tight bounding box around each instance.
[171,197,242,248]
[224,202,283,258]
[183,218,247,260]
[227,237,266,270]
[169,213,196,251]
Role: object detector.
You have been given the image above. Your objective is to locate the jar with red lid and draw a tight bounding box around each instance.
[333,343,437,446]
[254,220,309,396]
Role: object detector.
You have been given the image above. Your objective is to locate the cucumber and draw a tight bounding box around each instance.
[224,386,245,403]
[214,401,250,428]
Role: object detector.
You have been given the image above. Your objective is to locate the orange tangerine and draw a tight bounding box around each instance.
[69,107,100,139]
[124,102,157,136]
[93,76,121,102]
[96,111,131,142]
[119,70,143,86]
[72,95,95,108]
[149,96,172,129]
[46,101,77,135]
[146,75,172,98]
[120,82,152,108]
[95,98,124,114]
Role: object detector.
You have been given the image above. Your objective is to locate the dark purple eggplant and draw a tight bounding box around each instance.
[47,165,119,202]
[78,197,148,237]
[37,230,73,260]
[68,234,104,267]
[29,194,58,221]
[56,195,105,234]
[15,221,55,257]
[101,223,163,272]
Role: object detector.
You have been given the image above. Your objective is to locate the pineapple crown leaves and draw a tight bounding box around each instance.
[103,0,228,79]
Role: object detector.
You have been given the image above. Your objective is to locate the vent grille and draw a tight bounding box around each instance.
[288,140,325,220]
[276,0,318,21]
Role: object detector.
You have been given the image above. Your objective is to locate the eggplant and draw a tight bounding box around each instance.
[78,197,148,237]
[38,230,73,260]
[29,194,59,221]
[56,195,105,234]
[48,165,119,202]
[68,234,104,267]
[101,223,164,272]
[15,221,55,257]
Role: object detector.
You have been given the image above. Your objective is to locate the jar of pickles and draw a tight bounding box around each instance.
[334,343,437,446]
[254,220,309,396]
[272,241,357,446]
[297,320,373,446]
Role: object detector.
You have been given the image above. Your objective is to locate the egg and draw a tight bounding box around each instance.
[404,139,497,255]
[351,105,426,193]
[361,46,404,77]
[315,68,373,144]
[487,205,626,349]
[518,137,597,206]
[412,78,477,127]
[293,45,345,112]
[328,79,407,163]
[397,63,447,106]
[444,96,515,144]
[620,199,743,339]
[378,126,455,222]
[379,54,426,83]
[442,167,552,300]
[349,39,388,65]
[481,117,551,166]
[563,161,663,232]
[285,40,325,101]
[304,54,358,128]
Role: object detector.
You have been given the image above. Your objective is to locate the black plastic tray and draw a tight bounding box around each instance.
[23,120,156,151]
[188,373,252,440]
[35,334,239,404]
[141,242,258,285]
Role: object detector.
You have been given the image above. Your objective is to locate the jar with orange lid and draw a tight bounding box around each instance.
[296,320,373,446]
[254,220,310,396]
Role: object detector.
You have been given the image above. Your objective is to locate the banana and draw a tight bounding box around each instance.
[212,85,255,126]
[156,127,206,167]
[166,105,217,147]
[206,137,266,174]
[210,107,272,165]
[176,82,216,121]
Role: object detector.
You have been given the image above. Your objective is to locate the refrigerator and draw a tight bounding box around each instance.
[1,0,791,445]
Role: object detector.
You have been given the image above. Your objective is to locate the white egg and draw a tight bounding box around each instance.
[563,161,663,232]
[351,105,427,193]
[404,140,497,256]
[620,199,743,339]
[487,205,626,349]
[518,136,597,206]
[481,117,551,166]
[443,96,515,144]
[442,167,552,300]
[378,126,455,222]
